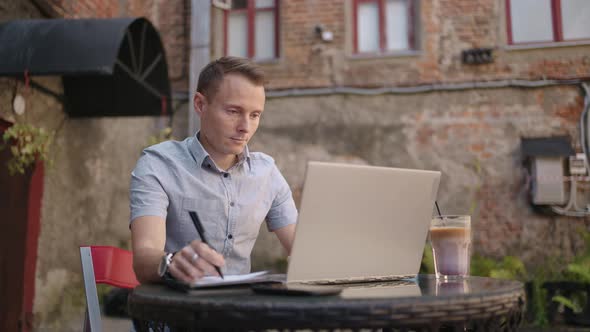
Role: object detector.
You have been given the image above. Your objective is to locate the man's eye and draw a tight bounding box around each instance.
[227,109,238,114]
[251,113,261,119]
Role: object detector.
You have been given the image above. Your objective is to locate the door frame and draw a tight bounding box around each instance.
[0,119,44,332]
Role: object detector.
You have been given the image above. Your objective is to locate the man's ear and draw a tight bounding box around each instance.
[193,92,207,116]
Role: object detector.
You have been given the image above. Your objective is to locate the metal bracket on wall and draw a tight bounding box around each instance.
[461,48,494,65]
[17,77,64,104]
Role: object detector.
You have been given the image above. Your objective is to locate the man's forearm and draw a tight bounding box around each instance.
[133,247,165,283]
[274,224,296,255]
[130,215,168,283]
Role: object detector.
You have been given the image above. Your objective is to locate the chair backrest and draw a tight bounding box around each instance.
[80,245,140,332]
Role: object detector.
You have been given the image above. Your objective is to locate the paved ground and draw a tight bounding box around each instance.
[102,316,133,331]
[520,327,590,332]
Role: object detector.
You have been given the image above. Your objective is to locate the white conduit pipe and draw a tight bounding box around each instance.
[266,78,589,98]
[551,83,590,217]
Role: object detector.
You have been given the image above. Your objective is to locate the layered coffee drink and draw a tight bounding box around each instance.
[430,215,471,279]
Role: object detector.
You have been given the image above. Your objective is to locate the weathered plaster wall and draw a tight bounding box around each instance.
[249,85,590,268]
[0,2,160,330]
[1,81,157,331]
[238,0,590,272]
[33,116,154,331]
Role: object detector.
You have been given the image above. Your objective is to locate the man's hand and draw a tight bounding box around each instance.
[168,240,225,284]
[131,216,225,284]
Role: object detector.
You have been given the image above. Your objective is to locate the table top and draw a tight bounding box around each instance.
[128,274,525,331]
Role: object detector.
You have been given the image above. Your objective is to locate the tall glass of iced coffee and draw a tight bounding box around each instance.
[429,215,471,279]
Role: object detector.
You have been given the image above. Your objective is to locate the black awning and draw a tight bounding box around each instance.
[521,136,575,158]
[0,18,171,117]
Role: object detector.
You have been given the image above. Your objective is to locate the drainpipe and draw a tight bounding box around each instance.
[188,0,211,136]
[580,83,590,172]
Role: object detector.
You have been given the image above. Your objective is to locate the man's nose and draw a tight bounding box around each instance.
[237,115,250,132]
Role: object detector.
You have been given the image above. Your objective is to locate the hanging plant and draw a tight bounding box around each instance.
[146,126,175,148]
[0,123,53,175]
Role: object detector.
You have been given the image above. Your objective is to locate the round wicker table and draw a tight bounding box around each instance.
[128,275,525,332]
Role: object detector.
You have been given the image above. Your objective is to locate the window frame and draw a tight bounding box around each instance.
[223,0,280,60]
[506,0,590,45]
[352,0,417,54]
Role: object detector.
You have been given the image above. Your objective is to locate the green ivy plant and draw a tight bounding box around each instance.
[0,123,53,175]
[146,126,174,148]
[552,230,590,313]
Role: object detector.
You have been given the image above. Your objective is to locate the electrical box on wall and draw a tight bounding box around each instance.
[530,157,566,205]
[521,136,575,207]
[569,153,588,175]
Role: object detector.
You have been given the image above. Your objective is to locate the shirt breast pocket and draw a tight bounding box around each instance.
[181,196,226,242]
[239,198,272,241]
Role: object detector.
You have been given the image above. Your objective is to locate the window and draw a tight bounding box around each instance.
[507,0,590,44]
[225,0,279,60]
[353,0,418,54]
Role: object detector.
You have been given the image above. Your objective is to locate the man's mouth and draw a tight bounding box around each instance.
[230,137,247,142]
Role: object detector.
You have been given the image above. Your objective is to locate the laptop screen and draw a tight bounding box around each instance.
[287,162,441,283]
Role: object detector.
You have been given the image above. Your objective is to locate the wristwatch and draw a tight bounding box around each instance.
[158,252,174,278]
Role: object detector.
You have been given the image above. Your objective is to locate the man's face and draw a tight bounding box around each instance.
[194,73,265,160]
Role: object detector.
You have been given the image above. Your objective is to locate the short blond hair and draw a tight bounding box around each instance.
[197,56,265,100]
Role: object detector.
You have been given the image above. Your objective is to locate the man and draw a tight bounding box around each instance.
[129,56,297,284]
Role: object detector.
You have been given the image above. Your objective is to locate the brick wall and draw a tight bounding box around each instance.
[269,0,346,88]
[242,0,590,89]
[36,0,189,91]
[35,0,590,94]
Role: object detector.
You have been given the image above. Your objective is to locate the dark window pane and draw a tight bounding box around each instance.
[232,0,248,10]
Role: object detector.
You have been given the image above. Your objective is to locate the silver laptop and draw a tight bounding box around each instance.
[286,161,441,284]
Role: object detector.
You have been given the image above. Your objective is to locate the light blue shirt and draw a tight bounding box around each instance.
[129,133,298,274]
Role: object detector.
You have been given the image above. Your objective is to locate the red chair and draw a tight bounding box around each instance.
[79,245,140,332]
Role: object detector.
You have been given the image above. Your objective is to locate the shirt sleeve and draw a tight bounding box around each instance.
[129,151,169,224]
[265,164,298,231]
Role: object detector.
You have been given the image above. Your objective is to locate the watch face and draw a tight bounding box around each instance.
[158,253,172,277]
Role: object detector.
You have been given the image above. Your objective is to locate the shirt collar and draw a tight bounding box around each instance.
[237,144,251,169]
[189,132,252,170]
[188,132,209,167]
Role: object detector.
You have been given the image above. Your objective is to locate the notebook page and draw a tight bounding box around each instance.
[192,270,269,287]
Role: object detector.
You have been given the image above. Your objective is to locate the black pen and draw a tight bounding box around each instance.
[188,211,225,279]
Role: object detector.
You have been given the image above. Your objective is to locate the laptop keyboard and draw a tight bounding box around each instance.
[300,275,416,286]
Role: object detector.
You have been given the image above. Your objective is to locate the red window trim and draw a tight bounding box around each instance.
[408,0,415,50]
[505,0,513,44]
[506,0,590,45]
[551,0,563,42]
[353,0,417,54]
[223,0,279,59]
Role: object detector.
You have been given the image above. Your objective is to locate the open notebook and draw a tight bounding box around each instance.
[168,162,440,290]
[191,271,271,287]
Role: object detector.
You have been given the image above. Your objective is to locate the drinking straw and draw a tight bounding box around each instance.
[435,201,442,217]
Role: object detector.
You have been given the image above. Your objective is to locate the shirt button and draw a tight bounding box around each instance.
[223,173,229,178]
[228,234,233,239]
[230,202,235,207]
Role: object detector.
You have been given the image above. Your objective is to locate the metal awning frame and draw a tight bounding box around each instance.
[0,18,171,117]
